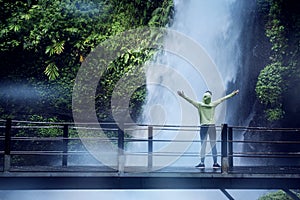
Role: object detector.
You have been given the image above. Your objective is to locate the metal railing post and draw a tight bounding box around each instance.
[228,127,233,169]
[118,124,125,173]
[148,126,153,169]
[62,124,69,167]
[4,118,12,172]
[221,124,228,174]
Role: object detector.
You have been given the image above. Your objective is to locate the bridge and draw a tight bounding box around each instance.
[0,119,300,199]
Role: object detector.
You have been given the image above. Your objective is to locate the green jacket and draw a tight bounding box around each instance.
[181,92,236,125]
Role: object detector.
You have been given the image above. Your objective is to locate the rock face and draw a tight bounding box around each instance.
[227,1,300,167]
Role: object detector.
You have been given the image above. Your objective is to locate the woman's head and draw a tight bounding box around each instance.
[203,91,212,104]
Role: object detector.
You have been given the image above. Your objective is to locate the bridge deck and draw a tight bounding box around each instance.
[0,165,299,190]
[4,165,300,174]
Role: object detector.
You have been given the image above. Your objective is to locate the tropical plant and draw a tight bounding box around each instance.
[256,0,300,121]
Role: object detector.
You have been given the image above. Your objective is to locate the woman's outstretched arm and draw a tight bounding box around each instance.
[177,91,199,108]
[212,90,239,106]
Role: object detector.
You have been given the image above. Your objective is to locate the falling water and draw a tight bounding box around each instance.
[126,0,248,168]
[142,0,247,126]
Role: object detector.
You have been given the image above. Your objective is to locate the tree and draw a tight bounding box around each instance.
[0,0,174,121]
[0,0,174,166]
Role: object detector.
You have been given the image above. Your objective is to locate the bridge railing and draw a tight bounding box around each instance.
[0,119,122,172]
[0,118,300,174]
[120,124,215,171]
[226,125,300,173]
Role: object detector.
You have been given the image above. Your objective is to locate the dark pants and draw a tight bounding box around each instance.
[200,125,218,163]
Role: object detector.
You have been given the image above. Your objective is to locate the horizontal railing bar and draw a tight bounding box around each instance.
[127,123,203,128]
[67,137,118,141]
[2,119,300,130]
[9,151,300,158]
[6,140,300,146]
[13,126,119,131]
[126,152,221,156]
[10,120,115,126]
[229,140,300,144]
[229,154,300,158]
[234,130,300,133]
[124,139,222,143]
[9,150,300,156]
[10,151,97,156]
[2,126,119,131]
[6,137,300,144]
[125,128,202,132]
[8,138,222,143]
[11,137,63,141]
[123,152,220,157]
[10,137,119,141]
[70,126,118,131]
[5,127,300,133]
[124,128,148,131]
[231,126,300,132]
[11,151,63,155]
[9,150,297,155]
[11,126,64,129]
[153,128,201,132]
[233,152,300,155]
[11,120,73,125]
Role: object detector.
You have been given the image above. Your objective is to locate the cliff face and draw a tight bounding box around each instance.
[227,0,300,166]
[227,0,270,127]
[228,0,300,128]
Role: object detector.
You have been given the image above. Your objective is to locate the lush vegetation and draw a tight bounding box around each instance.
[3,0,298,124]
[0,0,174,166]
[258,190,300,200]
[0,0,174,122]
[255,1,300,196]
[256,0,300,121]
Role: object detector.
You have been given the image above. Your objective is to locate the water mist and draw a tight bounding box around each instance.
[127,0,246,168]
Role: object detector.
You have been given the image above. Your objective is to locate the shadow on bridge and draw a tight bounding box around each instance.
[0,119,300,196]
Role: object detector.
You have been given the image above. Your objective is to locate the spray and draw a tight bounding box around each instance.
[135,0,244,168]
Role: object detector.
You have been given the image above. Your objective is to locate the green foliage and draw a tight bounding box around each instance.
[96,50,150,121]
[148,0,174,27]
[255,0,300,121]
[16,115,62,137]
[0,0,173,167]
[0,0,111,79]
[44,62,59,80]
[266,19,287,59]
[84,27,167,121]
[12,115,66,166]
[256,62,287,106]
[259,190,300,200]
[0,0,174,122]
[88,0,173,122]
[264,108,285,121]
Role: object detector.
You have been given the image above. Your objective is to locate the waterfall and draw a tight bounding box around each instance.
[142,0,245,125]
[124,0,249,169]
